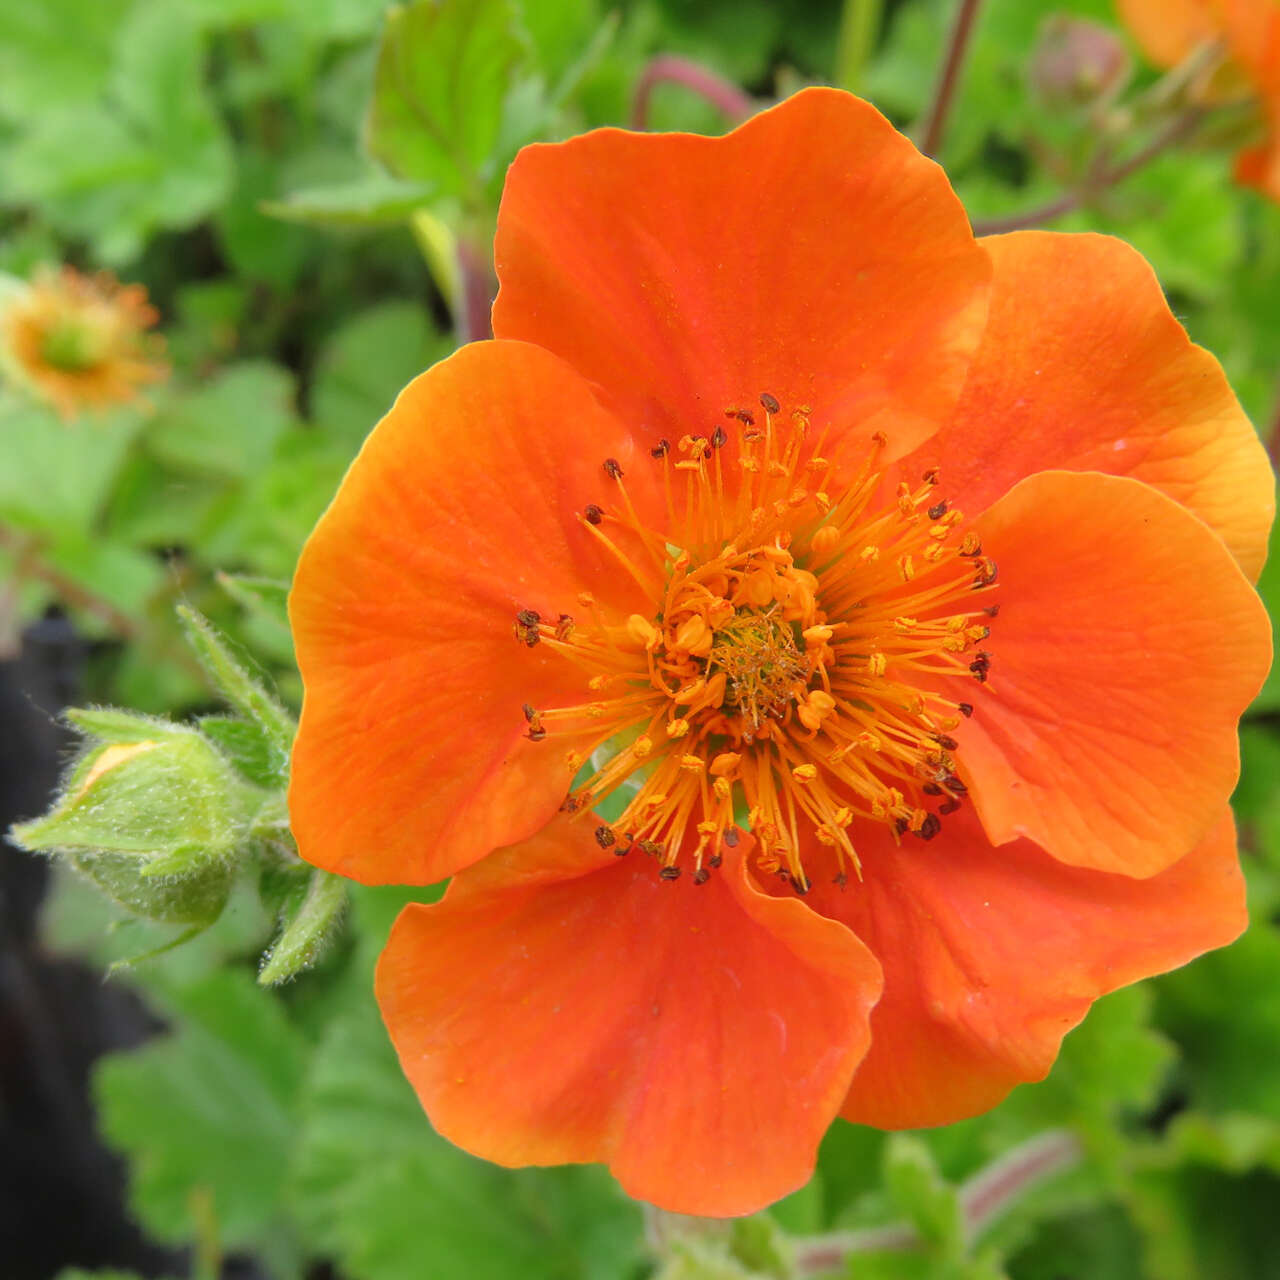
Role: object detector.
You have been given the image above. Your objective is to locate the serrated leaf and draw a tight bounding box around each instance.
[94,970,306,1250]
[145,362,295,481]
[311,301,452,450]
[364,0,522,196]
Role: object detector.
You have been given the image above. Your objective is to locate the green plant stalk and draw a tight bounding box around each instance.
[834,0,883,94]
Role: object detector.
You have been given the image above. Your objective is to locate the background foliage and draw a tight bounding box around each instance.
[3,0,1279,1277]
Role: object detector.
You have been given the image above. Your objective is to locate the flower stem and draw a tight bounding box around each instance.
[918,0,985,158]
[455,238,495,344]
[834,0,884,93]
[791,1129,1082,1276]
[970,106,1205,235]
[631,55,754,131]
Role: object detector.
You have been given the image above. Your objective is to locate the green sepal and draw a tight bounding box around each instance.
[258,866,349,986]
[176,604,295,772]
[884,1135,964,1259]
[199,714,279,789]
[727,1216,793,1278]
[69,851,231,926]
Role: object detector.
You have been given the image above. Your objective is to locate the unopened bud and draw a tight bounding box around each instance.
[1029,16,1131,109]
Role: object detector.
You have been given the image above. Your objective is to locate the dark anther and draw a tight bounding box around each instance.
[603,457,624,479]
[659,865,682,881]
[943,773,967,794]
[594,825,616,849]
[932,734,959,751]
[894,816,910,836]
[560,793,584,813]
[522,702,536,721]
[834,871,848,889]
[969,664,989,683]
[526,727,546,742]
[650,437,671,457]
[915,813,942,841]
[709,853,723,868]
[789,874,810,896]
[923,782,943,796]
[957,702,974,718]
[939,798,961,815]
[722,828,740,848]
[922,467,941,485]
[960,540,983,558]
[743,428,764,443]
[710,425,728,449]
[972,558,998,587]
[614,833,634,856]
[516,608,540,627]
[727,408,755,426]
[759,392,781,414]
[927,500,948,520]
[983,603,1001,617]
[555,614,574,640]
[639,838,663,857]
[584,503,604,525]
[693,868,710,885]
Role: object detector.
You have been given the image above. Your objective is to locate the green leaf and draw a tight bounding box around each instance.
[364,0,523,197]
[177,606,296,767]
[1,3,233,263]
[259,868,348,985]
[0,399,143,535]
[262,174,437,226]
[145,362,296,481]
[0,1,124,122]
[311,300,452,450]
[94,970,306,1249]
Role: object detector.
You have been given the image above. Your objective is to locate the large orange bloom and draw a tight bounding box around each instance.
[1118,0,1280,201]
[289,90,1273,1216]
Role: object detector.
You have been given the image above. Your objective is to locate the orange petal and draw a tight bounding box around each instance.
[901,232,1273,579]
[1117,0,1219,67]
[289,340,657,885]
[1224,0,1280,202]
[375,819,882,1216]
[810,806,1245,1130]
[958,470,1270,878]
[493,87,990,465]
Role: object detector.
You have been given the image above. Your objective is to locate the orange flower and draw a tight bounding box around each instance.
[289,91,1273,1216]
[0,266,167,418]
[1118,0,1280,201]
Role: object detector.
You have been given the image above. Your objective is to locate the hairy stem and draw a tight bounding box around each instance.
[791,1129,1083,1276]
[631,55,754,131]
[971,106,1206,235]
[918,0,985,157]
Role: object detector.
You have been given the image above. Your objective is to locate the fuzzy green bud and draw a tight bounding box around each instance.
[10,710,263,924]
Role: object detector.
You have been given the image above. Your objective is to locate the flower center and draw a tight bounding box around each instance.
[514,394,998,891]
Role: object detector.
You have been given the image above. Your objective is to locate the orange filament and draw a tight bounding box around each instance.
[516,394,998,890]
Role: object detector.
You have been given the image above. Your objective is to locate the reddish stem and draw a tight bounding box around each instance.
[971,105,1205,235]
[455,239,495,344]
[918,0,985,158]
[631,55,754,131]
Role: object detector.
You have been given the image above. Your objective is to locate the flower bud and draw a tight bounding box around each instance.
[9,710,261,925]
[1029,16,1131,109]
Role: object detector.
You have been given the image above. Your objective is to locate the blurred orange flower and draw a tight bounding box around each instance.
[0,266,167,418]
[1118,0,1280,200]
[289,90,1273,1215]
